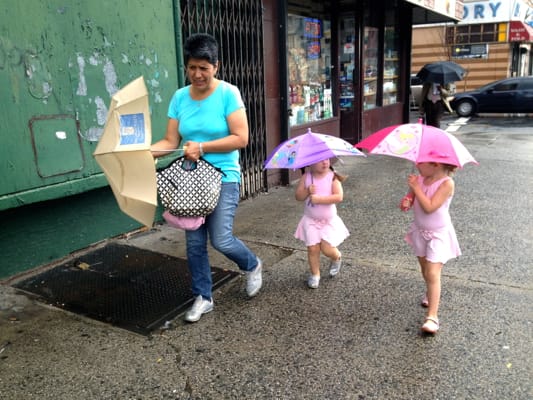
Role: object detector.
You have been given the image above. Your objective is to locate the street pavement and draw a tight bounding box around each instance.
[1,115,532,399]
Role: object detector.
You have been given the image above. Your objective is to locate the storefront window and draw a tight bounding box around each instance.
[339,16,356,112]
[363,27,378,110]
[383,10,399,106]
[287,14,332,126]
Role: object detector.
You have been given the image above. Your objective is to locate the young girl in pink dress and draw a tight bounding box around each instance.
[294,159,349,289]
[400,162,461,334]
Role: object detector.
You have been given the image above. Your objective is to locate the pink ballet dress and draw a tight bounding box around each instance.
[294,171,349,247]
[405,176,461,264]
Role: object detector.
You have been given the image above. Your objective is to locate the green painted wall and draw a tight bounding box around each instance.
[0,0,180,209]
[0,187,164,280]
[0,0,182,278]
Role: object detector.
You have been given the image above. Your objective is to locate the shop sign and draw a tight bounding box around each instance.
[403,0,463,21]
[451,43,489,58]
[509,20,533,41]
[460,0,531,24]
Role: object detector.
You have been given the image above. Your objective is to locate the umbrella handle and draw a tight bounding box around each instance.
[150,147,186,153]
[306,172,315,207]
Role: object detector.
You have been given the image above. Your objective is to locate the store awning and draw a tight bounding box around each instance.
[509,21,533,42]
[406,0,464,25]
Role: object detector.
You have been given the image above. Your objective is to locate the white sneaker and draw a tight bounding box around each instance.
[329,254,342,277]
[246,259,263,297]
[184,295,213,322]
[307,274,320,289]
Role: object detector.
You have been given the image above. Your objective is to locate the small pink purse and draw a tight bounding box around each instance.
[163,210,205,231]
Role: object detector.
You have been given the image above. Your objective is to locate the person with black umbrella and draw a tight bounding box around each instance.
[416,61,466,128]
[419,81,453,128]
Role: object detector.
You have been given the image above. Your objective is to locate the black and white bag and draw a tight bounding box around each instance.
[156,157,224,217]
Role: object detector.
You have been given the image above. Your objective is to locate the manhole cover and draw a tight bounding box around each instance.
[13,242,239,335]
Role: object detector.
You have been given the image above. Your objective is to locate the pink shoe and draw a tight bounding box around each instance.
[421,294,429,308]
[421,317,439,334]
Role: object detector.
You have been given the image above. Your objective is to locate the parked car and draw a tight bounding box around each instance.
[450,76,533,117]
[409,74,423,109]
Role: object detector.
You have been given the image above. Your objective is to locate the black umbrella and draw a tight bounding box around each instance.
[416,61,466,84]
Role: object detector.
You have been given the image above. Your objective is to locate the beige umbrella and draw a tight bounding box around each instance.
[93,76,157,227]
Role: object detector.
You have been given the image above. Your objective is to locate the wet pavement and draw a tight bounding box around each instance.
[1,115,532,399]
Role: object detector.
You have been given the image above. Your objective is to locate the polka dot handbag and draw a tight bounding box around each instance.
[157,156,224,217]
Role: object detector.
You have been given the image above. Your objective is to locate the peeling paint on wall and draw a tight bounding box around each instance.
[80,96,107,142]
[76,52,119,97]
[89,54,99,66]
[74,47,168,109]
[24,54,53,101]
[94,96,108,125]
[71,48,169,143]
[85,127,104,142]
[144,53,165,104]
[103,58,118,96]
[76,54,87,96]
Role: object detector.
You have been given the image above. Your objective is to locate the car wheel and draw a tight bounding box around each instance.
[455,99,475,117]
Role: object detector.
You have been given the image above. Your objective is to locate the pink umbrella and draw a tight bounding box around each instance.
[355,122,478,168]
[264,128,365,170]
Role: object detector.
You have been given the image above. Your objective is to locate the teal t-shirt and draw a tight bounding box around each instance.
[167,81,244,183]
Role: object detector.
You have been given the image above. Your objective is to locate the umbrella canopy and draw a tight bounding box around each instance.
[93,76,157,226]
[264,128,365,169]
[355,122,478,168]
[416,61,466,84]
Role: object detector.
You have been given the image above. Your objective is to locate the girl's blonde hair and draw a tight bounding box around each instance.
[429,162,457,176]
[331,166,347,182]
[442,163,457,176]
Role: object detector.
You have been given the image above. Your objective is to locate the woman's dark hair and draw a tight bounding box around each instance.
[183,33,219,65]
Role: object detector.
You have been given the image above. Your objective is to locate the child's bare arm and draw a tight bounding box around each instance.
[295,174,309,201]
[410,178,454,213]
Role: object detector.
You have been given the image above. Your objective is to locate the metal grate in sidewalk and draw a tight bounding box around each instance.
[13,243,239,335]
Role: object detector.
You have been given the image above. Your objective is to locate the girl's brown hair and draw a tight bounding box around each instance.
[300,166,348,182]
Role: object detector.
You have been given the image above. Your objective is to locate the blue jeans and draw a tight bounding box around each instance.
[185,182,258,300]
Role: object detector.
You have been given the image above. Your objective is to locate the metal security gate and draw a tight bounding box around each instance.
[179,0,267,199]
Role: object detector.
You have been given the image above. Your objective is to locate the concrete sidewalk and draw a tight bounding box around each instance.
[1,118,532,399]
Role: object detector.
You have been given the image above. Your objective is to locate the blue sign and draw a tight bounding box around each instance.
[303,18,321,38]
[119,113,145,145]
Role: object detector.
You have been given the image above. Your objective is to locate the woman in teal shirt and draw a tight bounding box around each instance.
[152,33,262,322]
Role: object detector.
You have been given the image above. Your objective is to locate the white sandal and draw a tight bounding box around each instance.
[421,317,439,334]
